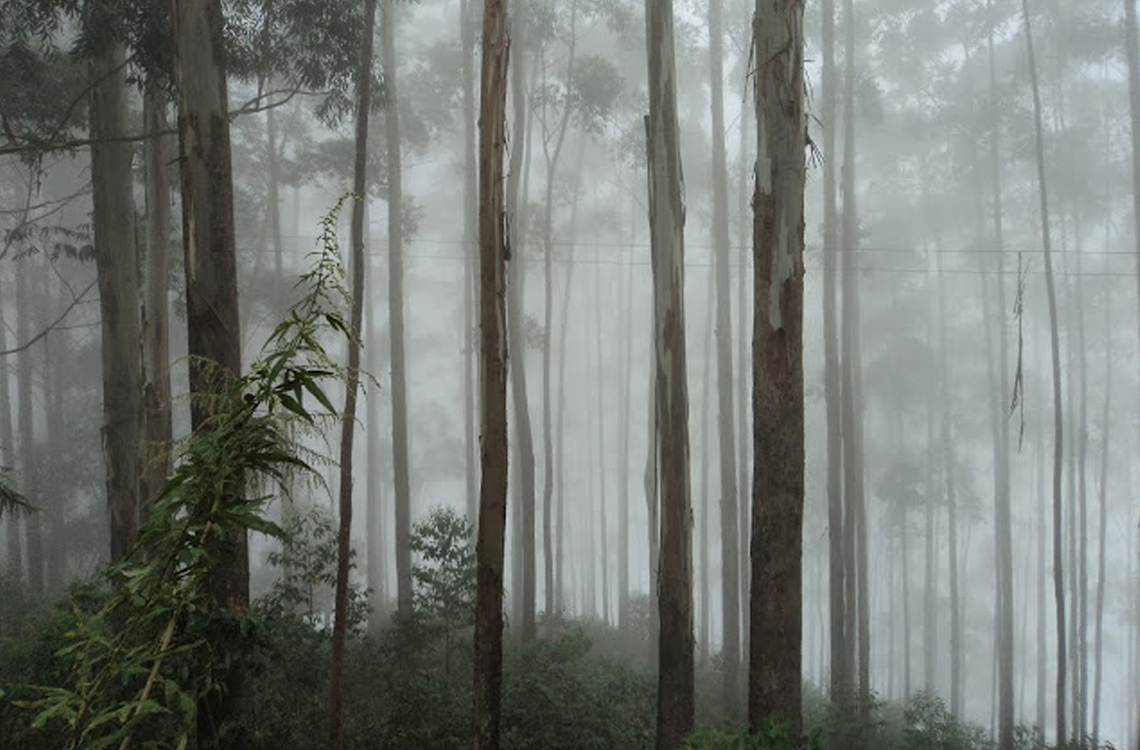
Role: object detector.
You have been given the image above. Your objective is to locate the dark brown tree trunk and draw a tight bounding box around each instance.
[171,1,249,745]
[473,0,510,745]
[646,0,694,744]
[709,0,740,713]
[749,0,806,740]
[89,26,141,563]
[329,1,376,747]
[384,0,413,621]
[1020,1,1066,744]
[141,85,173,518]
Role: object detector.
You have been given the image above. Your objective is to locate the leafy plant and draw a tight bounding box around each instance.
[24,197,355,750]
[409,506,475,673]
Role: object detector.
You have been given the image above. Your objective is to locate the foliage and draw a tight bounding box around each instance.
[0,466,32,519]
[410,507,475,626]
[902,692,990,750]
[257,506,368,635]
[21,197,354,750]
[683,720,823,750]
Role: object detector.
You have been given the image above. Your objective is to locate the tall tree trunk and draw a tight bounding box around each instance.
[618,235,633,630]
[936,244,961,717]
[141,85,173,518]
[697,262,714,660]
[171,0,249,744]
[15,257,40,591]
[986,9,1016,745]
[709,0,740,713]
[736,63,751,681]
[330,1,376,746]
[505,9,536,639]
[646,0,694,744]
[595,256,610,625]
[554,233,576,617]
[820,0,847,719]
[473,0,510,745]
[462,0,478,531]
[0,286,18,579]
[749,0,806,738]
[88,25,141,563]
[1020,1,1066,743]
[1091,293,1110,750]
[365,232,387,629]
[385,0,413,620]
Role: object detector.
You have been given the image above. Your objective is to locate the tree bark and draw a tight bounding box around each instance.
[1091,293,1110,750]
[88,26,141,563]
[473,0,510,745]
[15,257,39,591]
[646,0,694,744]
[329,1,376,746]
[141,84,173,519]
[709,0,740,713]
[0,285,18,579]
[171,0,249,745]
[462,0,479,532]
[749,0,806,739]
[1020,1,1066,744]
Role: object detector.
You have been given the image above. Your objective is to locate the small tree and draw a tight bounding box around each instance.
[411,506,476,673]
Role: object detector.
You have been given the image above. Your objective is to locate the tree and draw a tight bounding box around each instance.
[170,0,249,744]
[86,2,142,563]
[709,0,741,714]
[411,507,476,672]
[645,0,694,745]
[749,0,806,740]
[383,0,414,621]
[473,0,510,746]
[1020,0,1065,744]
[329,1,376,747]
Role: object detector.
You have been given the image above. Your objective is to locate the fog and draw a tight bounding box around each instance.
[1,1,1138,749]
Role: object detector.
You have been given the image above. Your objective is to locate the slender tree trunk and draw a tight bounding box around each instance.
[618,237,633,630]
[504,8,537,640]
[473,0,510,744]
[986,10,1016,745]
[89,26,141,563]
[698,263,714,660]
[0,287,18,579]
[554,230,576,618]
[383,0,413,620]
[709,0,740,712]
[820,0,846,720]
[595,252,610,625]
[365,229,387,629]
[1091,294,1110,749]
[1020,2,1066,744]
[749,0,806,739]
[462,0,478,531]
[1123,4,1140,738]
[141,85,173,518]
[15,257,40,592]
[936,243,961,718]
[646,0,694,744]
[329,2,376,747]
[171,0,249,744]
[736,64,751,682]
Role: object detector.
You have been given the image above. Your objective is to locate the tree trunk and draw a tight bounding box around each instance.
[505,9,536,639]
[461,0,479,531]
[936,243,961,718]
[646,0,694,744]
[820,0,847,720]
[697,263,714,660]
[385,0,413,620]
[171,0,249,745]
[473,0,510,745]
[618,232,633,630]
[365,234,387,629]
[0,286,18,579]
[1091,293,1110,750]
[1124,1,1140,745]
[595,256,610,625]
[709,0,740,713]
[89,27,141,563]
[141,84,173,519]
[1020,1,1066,743]
[329,1,376,747]
[749,0,806,739]
[15,257,40,591]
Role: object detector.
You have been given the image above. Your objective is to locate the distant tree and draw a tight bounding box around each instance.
[749,0,807,740]
[473,0,511,746]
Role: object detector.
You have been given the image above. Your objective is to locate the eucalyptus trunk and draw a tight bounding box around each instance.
[473,0,511,745]
[749,0,806,738]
